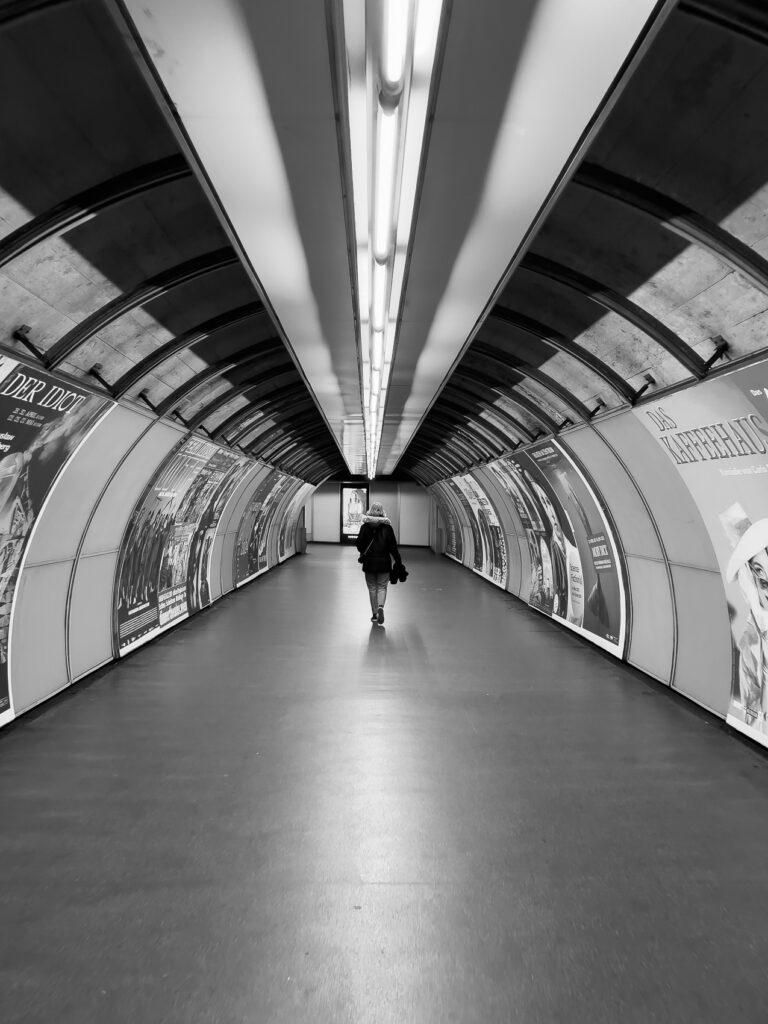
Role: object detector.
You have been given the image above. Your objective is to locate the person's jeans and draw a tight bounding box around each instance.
[365,572,389,615]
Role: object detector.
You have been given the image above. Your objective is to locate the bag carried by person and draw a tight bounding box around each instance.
[389,562,408,585]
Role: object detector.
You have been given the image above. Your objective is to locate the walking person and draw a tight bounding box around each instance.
[356,501,402,625]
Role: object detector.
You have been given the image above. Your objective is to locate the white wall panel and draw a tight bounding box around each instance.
[311,484,340,541]
[10,560,72,712]
[25,406,148,566]
[69,552,118,680]
[670,564,732,715]
[208,536,226,603]
[219,534,237,595]
[398,484,429,545]
[595,415,717,570]
[564,427,663,560]
[625,556,674,684]
[80,420,184,555]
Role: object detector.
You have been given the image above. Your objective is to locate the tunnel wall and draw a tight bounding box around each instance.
[0,357,315,730]
[427,373,768,741]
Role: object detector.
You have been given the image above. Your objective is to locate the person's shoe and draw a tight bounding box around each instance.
[377,607,384,624]
[371,615,377,622]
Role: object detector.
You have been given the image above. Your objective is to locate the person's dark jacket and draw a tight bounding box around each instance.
[356,515,401,574]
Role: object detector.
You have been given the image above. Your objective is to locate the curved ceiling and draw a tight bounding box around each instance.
[1,0,767,488]
[0,0,346,485]
[399,0,768,484]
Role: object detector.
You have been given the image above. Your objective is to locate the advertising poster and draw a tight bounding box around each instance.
[451,474,508,587]
[445,478,483,573]
[431,481,463,561]
[278,482,312,560]
[487,440,625,655]
[0,356,109,715]
[341,485,368,540]
[234,469,295,586]
[633,359,768,746]
[115,437,249,653]
[186,453,251,614]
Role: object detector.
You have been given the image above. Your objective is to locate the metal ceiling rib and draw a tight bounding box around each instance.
[45,248,238,369]
[111,304,267,397]
[154,342,284,418]
[0,156,191,270]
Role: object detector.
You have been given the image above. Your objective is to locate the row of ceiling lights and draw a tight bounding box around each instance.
[339,0,444,477]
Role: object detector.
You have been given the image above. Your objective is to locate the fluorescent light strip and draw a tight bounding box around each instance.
[370,259,388,333]
[342,0,443,477]
[382,0,409,90]
[373,106,399,262]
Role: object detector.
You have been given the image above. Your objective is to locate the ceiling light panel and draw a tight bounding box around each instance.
[339,0,445,477]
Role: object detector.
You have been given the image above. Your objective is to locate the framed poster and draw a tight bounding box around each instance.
[633,356,768,747]
[340,484,368,542]
[0,356,110,719]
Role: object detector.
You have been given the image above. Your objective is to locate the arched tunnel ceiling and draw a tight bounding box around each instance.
[103,0,677,477]
[399,0,768,484]
[2,0,768,487]
[0,0,346,485]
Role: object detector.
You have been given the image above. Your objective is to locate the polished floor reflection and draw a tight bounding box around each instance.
[2,545,768,1023]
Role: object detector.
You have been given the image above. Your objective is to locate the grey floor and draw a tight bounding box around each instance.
[2,545,768,1023]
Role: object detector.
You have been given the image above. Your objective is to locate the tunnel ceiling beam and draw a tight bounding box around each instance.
[438,396,530,448]
[226,388,316,445]
[426,411,503,462]
[406,445,457,479]
[573,161,768,298]
[521,253,708,379]
[435,394,523,452]
[244,404,318,455]
[111,303,267,398]
[185,369,300,432]
[283,445,334,481]
[452,367,559,436]
[0,156,191,271]
[154,340,286,418]
[404,455,443,485]
[243,410,323,456]
[470,342,593,421]
[488,306,636,404]
[440,380,536,443]
[218,385,314,443]
[282,450,320,478]
[411,426,478,470]
[259,427,324,466]
[0,0,74,25]
[45,248,238,369]
[678,1,768,47]
[404,440,465,479]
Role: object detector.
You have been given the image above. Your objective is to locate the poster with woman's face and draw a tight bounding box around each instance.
[634,357,768,747]
[341,486,368,540]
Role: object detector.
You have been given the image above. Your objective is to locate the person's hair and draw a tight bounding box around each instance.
[367,502,386,517]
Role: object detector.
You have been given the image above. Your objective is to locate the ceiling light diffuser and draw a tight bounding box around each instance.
[338,0,444,478]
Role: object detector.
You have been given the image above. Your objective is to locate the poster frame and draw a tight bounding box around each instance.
[339,482,369,543]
